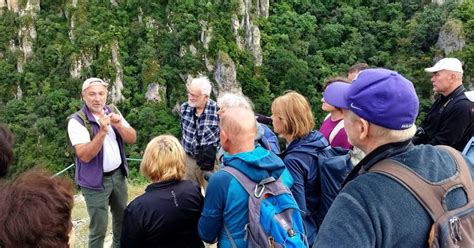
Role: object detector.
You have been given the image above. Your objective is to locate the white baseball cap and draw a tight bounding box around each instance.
[82,77,109,91]
[425,58,463,73]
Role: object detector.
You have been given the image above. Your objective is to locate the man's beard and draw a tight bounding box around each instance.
[188,100,196,107]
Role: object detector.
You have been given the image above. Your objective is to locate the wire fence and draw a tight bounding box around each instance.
[52,158,143,178]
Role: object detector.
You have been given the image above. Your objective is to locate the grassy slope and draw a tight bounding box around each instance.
[72,182,146,247]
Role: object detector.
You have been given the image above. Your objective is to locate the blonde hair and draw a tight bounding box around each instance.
[271,91,314,140]
[140,135,185,182]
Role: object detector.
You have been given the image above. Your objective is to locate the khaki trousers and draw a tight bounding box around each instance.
[184,153,218,189]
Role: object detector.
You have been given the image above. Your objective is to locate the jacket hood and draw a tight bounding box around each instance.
[284,130,329,155]
[223,146,285,182]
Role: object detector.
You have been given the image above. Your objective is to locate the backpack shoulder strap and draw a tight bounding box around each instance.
[370,146,474,220]
[69,110,93,140]
[370,160,445,219]
[222,166,279,198]
[329,119,344,144]
[222,166,257,196]
[438,145,474,202]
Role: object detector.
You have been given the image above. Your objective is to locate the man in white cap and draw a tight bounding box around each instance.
[67,77,136,248]
[413,58,474,151]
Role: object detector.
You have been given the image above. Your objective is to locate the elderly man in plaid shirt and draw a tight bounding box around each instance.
[180,76,220,189]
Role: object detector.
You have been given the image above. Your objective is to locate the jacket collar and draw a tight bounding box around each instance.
[440,85,465,101]
[146,179,180,191]
[342,139,412,187]
[82,104,112,123]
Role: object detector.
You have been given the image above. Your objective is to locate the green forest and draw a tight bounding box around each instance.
[0,0,472,180]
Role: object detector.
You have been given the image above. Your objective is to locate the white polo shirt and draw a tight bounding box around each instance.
[67,113,130,173]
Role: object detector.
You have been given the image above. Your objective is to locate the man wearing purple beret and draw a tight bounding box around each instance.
[314,68,474,247]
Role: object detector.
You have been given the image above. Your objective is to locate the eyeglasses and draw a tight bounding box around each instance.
[187,91,201,98]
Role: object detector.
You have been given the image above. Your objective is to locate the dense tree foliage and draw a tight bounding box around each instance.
[0,1,471,179]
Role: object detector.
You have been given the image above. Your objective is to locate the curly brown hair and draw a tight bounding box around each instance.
[0,168,75,248]
[0,123,14,178]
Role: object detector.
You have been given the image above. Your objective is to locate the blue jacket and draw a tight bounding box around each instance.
[72,104,128,190]
[280,131,329,246]
[198,146,294,247]
[315,142,474,247]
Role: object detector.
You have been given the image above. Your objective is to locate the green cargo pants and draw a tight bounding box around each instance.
[81,170,128,248]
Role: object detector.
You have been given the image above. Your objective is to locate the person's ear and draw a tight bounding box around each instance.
[358,118,370,140]
[449,72,458,82]
[220,129,228,143]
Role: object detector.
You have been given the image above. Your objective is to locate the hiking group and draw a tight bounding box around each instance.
[0,57,474,248]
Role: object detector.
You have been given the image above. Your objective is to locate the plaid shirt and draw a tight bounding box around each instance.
[180,99,220,156]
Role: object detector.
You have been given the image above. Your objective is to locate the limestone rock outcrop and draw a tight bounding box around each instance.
[436,19,465,55]
[213,51,241,95]
[110,41,125,103]
[145,83,166,102]
[232,0,265,66]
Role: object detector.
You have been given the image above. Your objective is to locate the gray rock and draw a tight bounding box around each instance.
[214,52,241,94]
[436,19,465,54]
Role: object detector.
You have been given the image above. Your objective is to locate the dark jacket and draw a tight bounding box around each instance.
[198,146,293,248]
[280,131,329,246]
[414,85,474,151]
[315,141,474,247]
[72,104,128,190]
[121,179,204,248]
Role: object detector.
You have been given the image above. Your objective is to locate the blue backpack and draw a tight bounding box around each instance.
[313,146,353,226]
[462,136,474,164]
[223,166,308,248]
[258,124,281,154]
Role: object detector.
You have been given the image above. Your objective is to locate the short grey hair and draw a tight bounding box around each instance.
[187,76,212,96]
[217,92,254,110]
[346,110,416,143]
[453,71,463,81]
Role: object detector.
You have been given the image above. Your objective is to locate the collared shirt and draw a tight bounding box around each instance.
[180,99,219,156]
[68,112,130,172]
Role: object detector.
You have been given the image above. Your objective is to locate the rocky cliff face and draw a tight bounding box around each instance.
[4,0,40,99]
[213,51,241,94]
[145,83,166,102]
[110,41,124,103]
[16,0,39,73]
[432,0,464,4]
[2,1,267,102]
[0,0,19,12]
[70,52,93,78]
[208,0,267,96]
[436,19,465,54]
[232,0,265,66]
[66,1,125,103]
